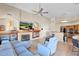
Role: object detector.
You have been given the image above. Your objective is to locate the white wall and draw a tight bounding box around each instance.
[0,4,51,37]
[0,19,8,30]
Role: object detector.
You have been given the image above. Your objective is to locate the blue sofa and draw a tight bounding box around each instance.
[0,41,16,56]
[0,40,33,56]
[14,46,33,56]
[12,40,31,48]
[11,40,33,56]
[0,34,33,56]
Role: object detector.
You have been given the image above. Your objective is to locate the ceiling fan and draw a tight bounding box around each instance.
[32,4,48,16]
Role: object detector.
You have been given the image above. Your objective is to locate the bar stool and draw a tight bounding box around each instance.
[72,35,79,55]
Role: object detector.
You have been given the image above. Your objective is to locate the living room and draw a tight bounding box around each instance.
[0,3,79,56]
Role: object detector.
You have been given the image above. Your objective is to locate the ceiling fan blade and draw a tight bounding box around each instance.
[42,12,48,14]
[39,8,43,12]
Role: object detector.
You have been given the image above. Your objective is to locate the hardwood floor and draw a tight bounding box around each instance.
[28,39,79,56]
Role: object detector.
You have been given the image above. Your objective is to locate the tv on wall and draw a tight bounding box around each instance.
[20,22,33,30]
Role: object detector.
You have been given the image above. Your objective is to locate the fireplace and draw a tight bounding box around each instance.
[18,31,33,41]
[21,34,30,41]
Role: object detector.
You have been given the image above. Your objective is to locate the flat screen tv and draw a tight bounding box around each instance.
[20,22,33,30]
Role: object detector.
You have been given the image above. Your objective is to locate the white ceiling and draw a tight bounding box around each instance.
[7,3,79,22]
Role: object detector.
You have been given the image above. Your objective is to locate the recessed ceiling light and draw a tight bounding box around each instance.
[61,21,68,23]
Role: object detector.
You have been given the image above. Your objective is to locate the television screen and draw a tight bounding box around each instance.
[20,22,33,30]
